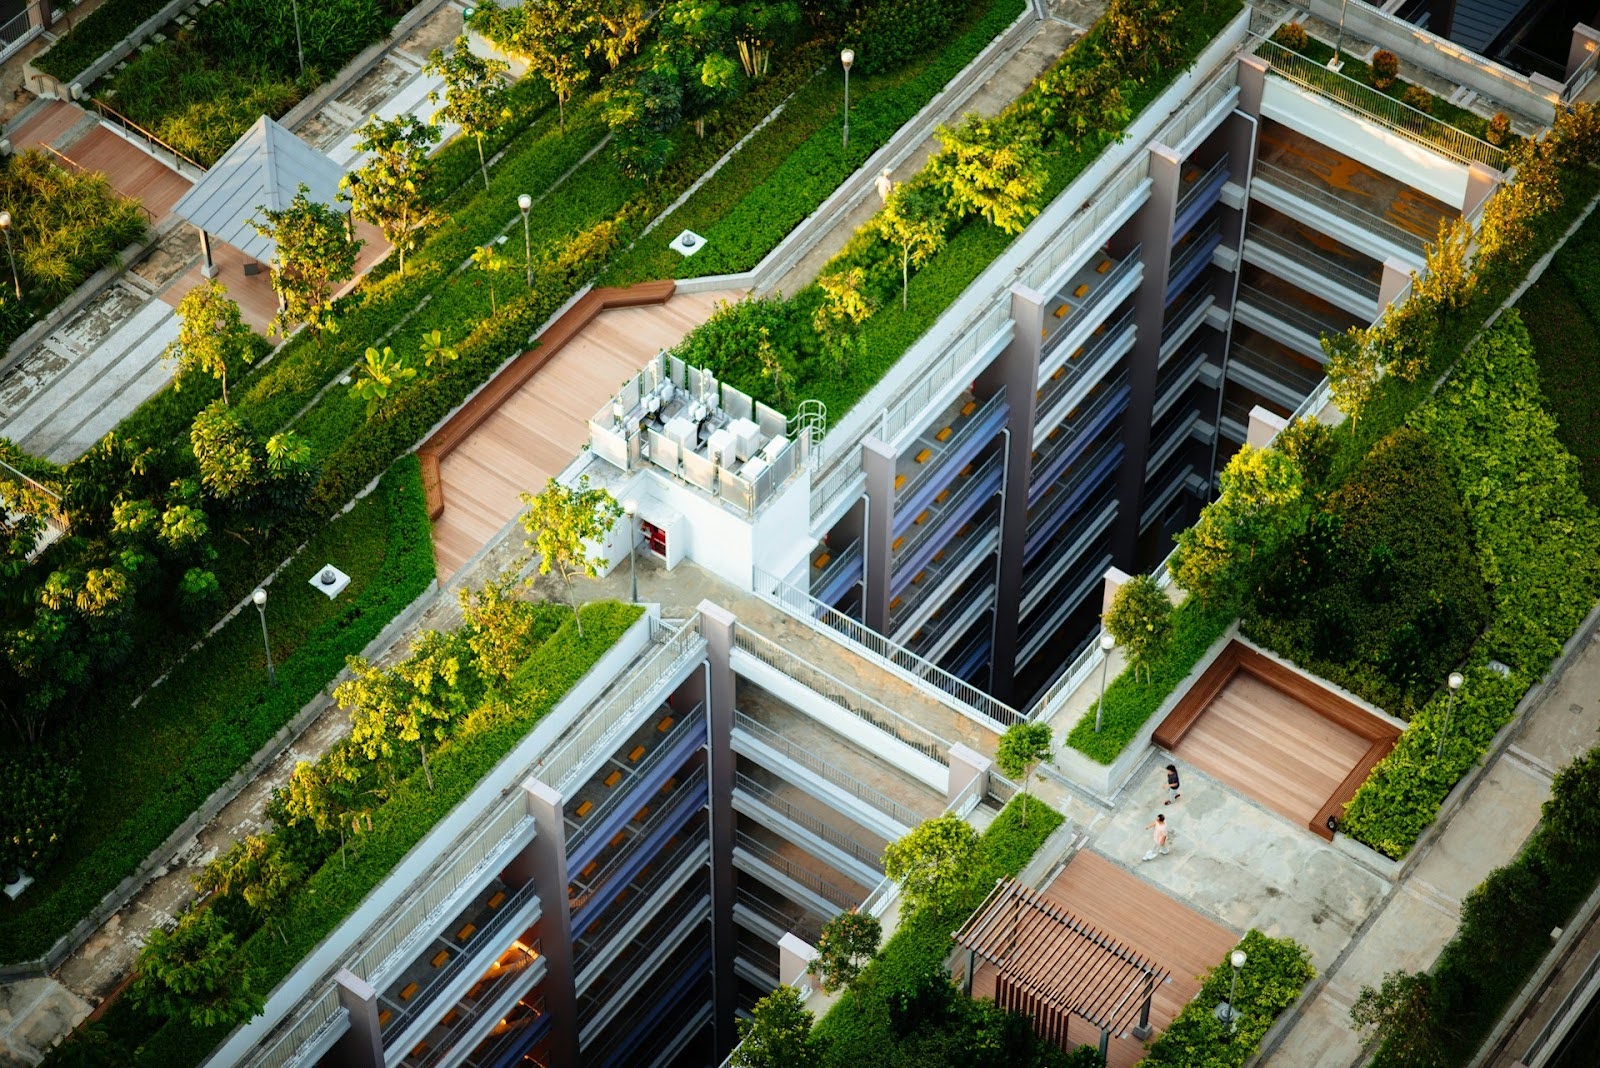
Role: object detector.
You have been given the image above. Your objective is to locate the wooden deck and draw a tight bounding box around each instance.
[11,101,192,226]
[971,850,1236,1068]
[430,288,742,578]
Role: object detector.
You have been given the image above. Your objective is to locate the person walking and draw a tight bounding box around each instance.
[1164,763,1181,805]
[1142,814,1171,861]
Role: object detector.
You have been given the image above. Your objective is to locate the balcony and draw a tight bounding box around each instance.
[1165,218,1223,307]
[1140,462,1207,532]
[733,829,865,918]
[892,389,1009,536]
[888,518,999,640]
[733,771,885,888]
[565,705,704,869]
[1020,490,1117,619]
[401,937,547,1068]
[1159,286,1216,364]
[1153,341,1216,424]
[1174,155,1231,241]
[809,537,863,609]
[1029,369,1131,507]
[904,572,996,668]
[454,991,550,1068]
[1018,550,1113,671]
[1228,332,1327,408]
[940,614,993,684]
[1242,213,1381,319]
[1234,273,1362,359]
[568,768,709,930]
[578,883,712,1026]
[573,834,710,989]
[580,931,713,1067]
[1041,247,1143,365]
[890,450,1004,597]
[1035,309,1136,441]
[1025,436,1124,564]
[734,884,822,944]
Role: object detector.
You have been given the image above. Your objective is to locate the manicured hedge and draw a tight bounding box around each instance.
[813,796,1065,1066]
[0,457,435,962]
[96,601,643,1066]
[1138,929,1315,1067]
[34,0,172,82]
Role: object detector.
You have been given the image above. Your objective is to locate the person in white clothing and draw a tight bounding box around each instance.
[876,168,895,203]
[1142,814,1171,861]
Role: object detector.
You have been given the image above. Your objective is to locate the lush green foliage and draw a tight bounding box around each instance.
[881,812,979,915]
[811,911,883,995]
[735,985,825,1067]
[0,749,80,877]
[1105,573,1174,684]
[1138,930,1315,1067]
[1242,429,1489,717]
[1359,744,1600,1064]
[34,0,172,81]
[0,459,434,962]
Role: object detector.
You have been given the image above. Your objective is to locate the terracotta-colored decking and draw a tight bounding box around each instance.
[431,289,742,578]
[972,850,1236,1068]
[10,101,192,226]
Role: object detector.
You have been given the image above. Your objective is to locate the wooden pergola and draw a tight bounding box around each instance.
[954,877,1172,1060]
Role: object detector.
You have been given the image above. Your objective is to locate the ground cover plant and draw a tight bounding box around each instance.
[33,0,171,82]
[0,457,435,962]
[45,596,644,1065]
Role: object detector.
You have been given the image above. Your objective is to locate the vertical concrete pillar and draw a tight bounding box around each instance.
[947,742,993,807]
[777,933,818,988]
[1112,145,1180,570]
[1246,405,1289,447]
[330,969,384,1068]
[198,228,218,279]
[697,601,739,1059]
[1463,162,1502,217]
[1565,24,1599,82]
[1378,256,1414,312]
[522,776,577,1068]
[1100,566,1132,618]
[978,285,1045,702]
[1235,55,1268,119]
[861,437,897,633]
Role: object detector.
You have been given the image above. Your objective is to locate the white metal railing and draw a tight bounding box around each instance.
[1158,63,1241,153]
[349,792,532,983]
[1252,159,1431,254]
[248,987,345,1068]
[1245,223,1383,299]
[881,301,1014,446]
[0,6,39,64]
[1563,46,1598,103]
[810,454,866,525]
[1023,160,1152,296]
[731,625,952,764]
[735,772,885,870]
[733,709,923,827]
[734,831,861,910]
[894,450,1005,574]
[566,707,703,854]
[1176,154,1232,220]
[536,615,704,794]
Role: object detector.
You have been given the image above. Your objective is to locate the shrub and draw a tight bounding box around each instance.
[1105,573,1174,683]
[34,0,171,81]
[1486,111,1511,145]
[1370,49,1399,89]
[1276,21,1308,52]
[842,0,967,75]
[1402,84,1433,112]
[0,749,81,879]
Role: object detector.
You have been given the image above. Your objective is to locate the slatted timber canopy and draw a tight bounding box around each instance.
[955,877,1171,1042]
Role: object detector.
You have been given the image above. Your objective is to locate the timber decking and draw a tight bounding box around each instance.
[427,286,741,578]
[970,850,1236,1068]
[1153,641,1401,838]
[10,102,192,226]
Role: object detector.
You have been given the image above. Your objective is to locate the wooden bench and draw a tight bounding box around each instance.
[431,949,450,968]
[400,982,420,1001]
[487,891,506,909]
[457,923,476,942]
[935,426,953,442]
[603,769,623,788]
[628,745,647,762]
[417,281,678,519]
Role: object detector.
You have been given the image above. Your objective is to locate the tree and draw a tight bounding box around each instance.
[881,813,979,915]
[874,179,949,309]
[1322,328,1381,431]
[1169,443,1307,604]
[194,833,301,939]
[280,749,370,866]
[338,629,470,790]
[732,985,822,1068]
[472,243,511,314]
[589,0,652,69]
[0,749,81,877]
[519,476,623,635]
[427,37,511,190]
[1104,574,1173,684]
[927,115,1047,235]
[252,184,362,338]
[810,910,881,1004]
[812,266,873,370]
[130,909,262,1029]
[261,430,318,516]
[189,401,260,503]
[349,345,417,417]
[994,721,1053,825]
[505,0,592,132]
[163,280,252,404]
[460,572,544,684]
[1350,970,1450,1067]
[341,114,440,276]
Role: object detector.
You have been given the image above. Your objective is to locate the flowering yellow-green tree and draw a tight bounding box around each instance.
[519,476,623,635]
[926,114,1046,235]
[1104,574,1173,684]
[1170,444,1306,604]
[163,280,253,404]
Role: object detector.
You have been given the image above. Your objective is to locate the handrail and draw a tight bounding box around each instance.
[1023,158,1152,297]
[735,772,885,870]
[574,835,706,960]
[733,709,923,827]
[730,626,952,765]
[881,300,1013,446]
[566,705,703,855]
[571,767,708,910]
[1252,159,1432,255]
[734,831,861,911]
[577,890,712,1013]
[1236,282,1344,343]
[36,142,158,224]
[247,986,345,1068]
[1176,155,1231,219]
[893,449,1004,574]
[1229,339,1328,395]
[894,386,1008,509]
[1044,246,1142,358]
[1244,223,1382,299]
[1168,219,1222,285]
[88,96,206,176]
[1562,46,1598,104]
[1254,39,1505,169]
[735,887,821,944]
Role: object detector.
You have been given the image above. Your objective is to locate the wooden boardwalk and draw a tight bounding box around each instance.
[10,101,192,226]
[1002,850,1236,1068]
[431,289,742,578]
[1174,672,1371,829]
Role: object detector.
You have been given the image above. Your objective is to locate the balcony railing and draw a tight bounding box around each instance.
[1229,341,1327,397]
[1175,155,1232,225]
[247,987,346,1068]
[1022,159,1152,296]
[578,890,712,1017]
[734,831,862,911]
[1166,219,1222,304]
[731,626,952,765]
[1236,283,1344,347]
[566,707,703,856]
[1244,223,1382,300]
[1251,158,1433,256]
[1043,247,1142,358]
[1254,39,1505,169]
[881,301,1014,446]
[733,709,923,827]
[574,834,707,962]
[734,772,885,871]
[906,576,995,663]
[894,388,1008,530]
[893,450,1004,582]
[1037,306,1135,412]
[570,767,708,920]
[736,886,821,944]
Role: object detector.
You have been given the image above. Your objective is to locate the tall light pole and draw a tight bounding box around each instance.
[0,211,19,303]
[1227,949,1247,1034]
[1094,632,1115,733]
[840,49,854,149]
[291,0,305,79]
[1330,0,1350,71]
[252,588,276,687]
[518,193,533,288]
[1436,671,1465,760]
[623,499,639,604]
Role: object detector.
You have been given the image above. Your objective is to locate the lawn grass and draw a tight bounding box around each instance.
[1521,209,1600,504]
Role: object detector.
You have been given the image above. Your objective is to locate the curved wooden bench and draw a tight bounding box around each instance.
[417,280,678,519]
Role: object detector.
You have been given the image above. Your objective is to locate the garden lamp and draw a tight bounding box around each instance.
[518,193,533,287]
[252,588,276,687]
[1330,0,1349,71]
[1094,632,1115,733]
[291,0,305,79]
[0,211,19,302]
[1228,949,1247,1034]
[1436,670,1465,760]
[624,499,639,603]
[840,49,854,148]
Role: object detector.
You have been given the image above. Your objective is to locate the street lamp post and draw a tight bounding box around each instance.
[0,211,19,303]
[1330,0,1350,71]
[624,499,639,604]
[252,588,276,687]
[1436,671,1465,760]
[291,0,305,79]
[518,193,533,288]
[1094,632,1115,733]
[1227,949,1247,1034]
[840,50,854,148]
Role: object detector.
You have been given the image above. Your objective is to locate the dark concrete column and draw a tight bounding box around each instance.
[330,969,384,1068]
[1235,55,1268,119]
[861,437,896,633]
[198,228,218,280]
[977,285,1043,701]
[698,601,738,1059]
[522,776,577,1068]
[1110,145,1180,569]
